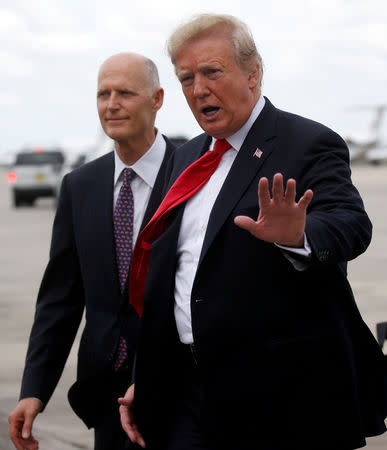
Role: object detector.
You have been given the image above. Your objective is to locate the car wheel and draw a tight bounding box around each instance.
[13,192,22,207]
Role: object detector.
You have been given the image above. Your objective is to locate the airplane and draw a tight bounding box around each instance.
[344,104,387,164]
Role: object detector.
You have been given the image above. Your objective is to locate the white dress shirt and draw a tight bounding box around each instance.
[174,96,311,344]
[114,130,166,246]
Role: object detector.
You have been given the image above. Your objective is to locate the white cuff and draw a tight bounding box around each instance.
[275,234,312,271]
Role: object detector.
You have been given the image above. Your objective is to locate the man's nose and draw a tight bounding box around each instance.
[107,93,119,109]
[193,76,210,98]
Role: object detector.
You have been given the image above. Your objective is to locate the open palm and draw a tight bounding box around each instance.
[234,173,313,247]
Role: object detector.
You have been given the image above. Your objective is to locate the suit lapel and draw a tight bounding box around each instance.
[166,134,211,189]
[140,137,174,230]
[199,98,278,264]
[94,152,117,274]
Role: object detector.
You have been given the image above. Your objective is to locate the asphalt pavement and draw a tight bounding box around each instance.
[0,165,386,449]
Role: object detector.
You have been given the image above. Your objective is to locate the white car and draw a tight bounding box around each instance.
[7,149,65,207]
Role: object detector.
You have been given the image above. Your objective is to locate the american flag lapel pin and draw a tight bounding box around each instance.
[253,147,263,158]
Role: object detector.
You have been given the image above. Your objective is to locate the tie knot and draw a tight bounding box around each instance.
[213,139,231,156]
[123,168,134,185]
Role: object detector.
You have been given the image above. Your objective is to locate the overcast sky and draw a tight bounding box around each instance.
[1,0,386,155]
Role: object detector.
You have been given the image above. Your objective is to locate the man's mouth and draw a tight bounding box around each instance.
[201,106,220,117]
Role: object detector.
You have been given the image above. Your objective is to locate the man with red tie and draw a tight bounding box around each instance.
[8,52,175,450]
[120,14,387,450]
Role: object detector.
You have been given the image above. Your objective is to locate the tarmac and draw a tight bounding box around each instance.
[0,164,386,449]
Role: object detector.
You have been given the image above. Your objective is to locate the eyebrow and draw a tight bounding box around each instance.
[198,62,222,70]
[177,61,223,76]
[176,68,192,77]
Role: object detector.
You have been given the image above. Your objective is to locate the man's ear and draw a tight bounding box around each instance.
[152,88,164,112]
[248,64,260,90]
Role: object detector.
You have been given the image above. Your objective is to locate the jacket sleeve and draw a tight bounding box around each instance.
[20,174,85,408]
[302,128,372,265]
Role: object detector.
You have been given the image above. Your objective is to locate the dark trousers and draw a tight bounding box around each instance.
[164,345,211,450]
[160,345,354,450]
[94,402,132,450]
[94,367,138,450]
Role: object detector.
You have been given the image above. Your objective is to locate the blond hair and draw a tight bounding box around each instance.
[167,13,263,84]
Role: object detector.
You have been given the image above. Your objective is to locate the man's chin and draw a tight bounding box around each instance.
[105,129,129,141]
[196,117,228,139]
[199,124,228,140]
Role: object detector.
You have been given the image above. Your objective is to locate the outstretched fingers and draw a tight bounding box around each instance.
[272,173,285,202]
[284,178,296,205]
[258,177,270,208]
[298,189,314,210]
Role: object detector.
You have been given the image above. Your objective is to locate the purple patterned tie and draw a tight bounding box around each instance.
[113,167,134,370]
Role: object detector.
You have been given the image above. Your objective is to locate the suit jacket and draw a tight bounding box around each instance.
[134,99,387,450]
[20,136,175,428]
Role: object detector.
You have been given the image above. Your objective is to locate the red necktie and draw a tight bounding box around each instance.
[129,139,231,316]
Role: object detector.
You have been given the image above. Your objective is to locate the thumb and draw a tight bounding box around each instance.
[22,416,33,439]
[234,215,256,232]
[118,397,131,406]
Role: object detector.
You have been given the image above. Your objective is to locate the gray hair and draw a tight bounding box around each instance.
[167,13,263,85]
[143,57,160,94]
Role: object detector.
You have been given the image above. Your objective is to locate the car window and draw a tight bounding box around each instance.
[15,151,65,166]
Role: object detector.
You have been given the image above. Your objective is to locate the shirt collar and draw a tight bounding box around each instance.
[114,129,166,187]
[210,95,265,151]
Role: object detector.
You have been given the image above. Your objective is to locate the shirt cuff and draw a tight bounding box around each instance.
[275,234,312,271]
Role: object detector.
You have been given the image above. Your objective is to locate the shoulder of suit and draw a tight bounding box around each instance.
[183,133,208,147]
[64,151,114,188]
[70,151,113,176]
[275,106,337,136]
[172,133,208,161]
[161,135,175,150]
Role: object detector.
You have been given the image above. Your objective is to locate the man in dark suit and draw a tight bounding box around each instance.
[8,52,175,450]
[119,14,387,450]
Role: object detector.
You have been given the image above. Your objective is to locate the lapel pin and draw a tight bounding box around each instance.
[253,148,263,158]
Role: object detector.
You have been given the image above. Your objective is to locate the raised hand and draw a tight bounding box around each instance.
[234,173,313,247]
